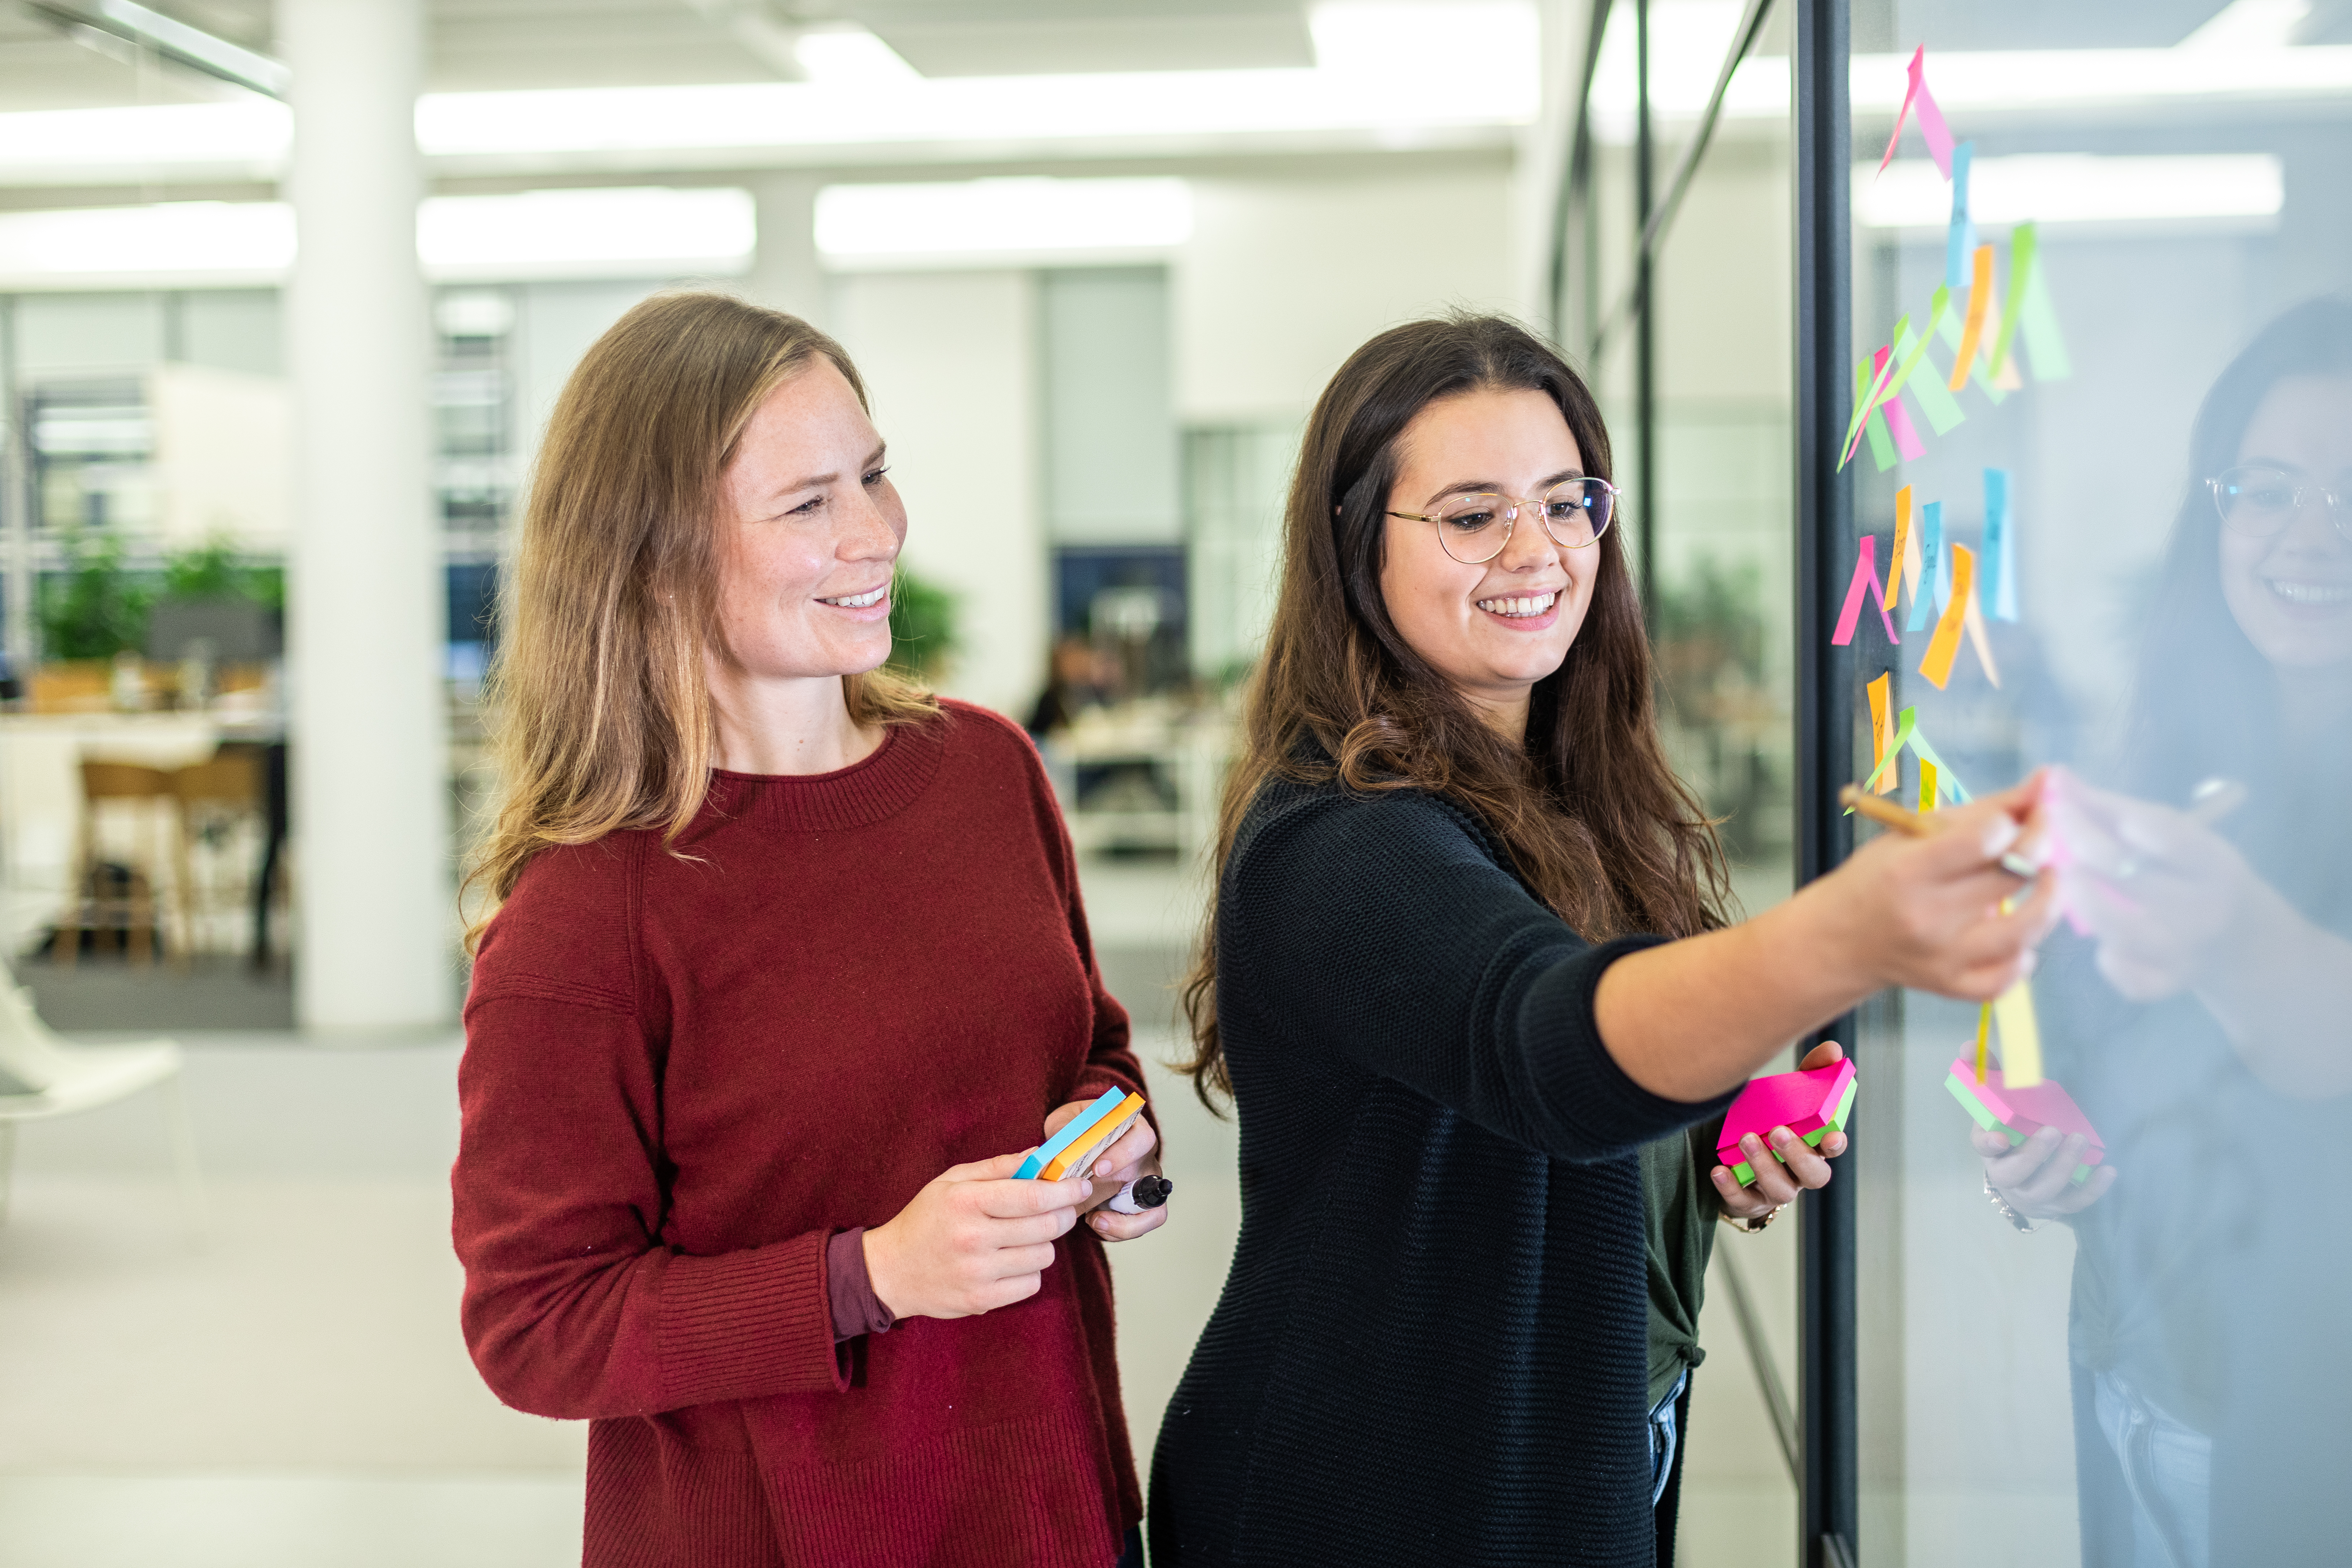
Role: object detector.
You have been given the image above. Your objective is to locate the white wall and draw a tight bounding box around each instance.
[1173,167,1518,426]
[831,269,1046,722]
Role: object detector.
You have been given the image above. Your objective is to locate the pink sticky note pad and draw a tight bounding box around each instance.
[1717,1058,1858,1184]
[1942,1058,2104,1179]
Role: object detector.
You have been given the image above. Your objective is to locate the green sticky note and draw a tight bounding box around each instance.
[1895,318,1968,436]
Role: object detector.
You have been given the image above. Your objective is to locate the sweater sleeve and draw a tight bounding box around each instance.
[453,988,849,1420]
[1221,790,1730,1161]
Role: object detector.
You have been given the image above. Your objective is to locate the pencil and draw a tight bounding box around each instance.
[1838,783,1939,837]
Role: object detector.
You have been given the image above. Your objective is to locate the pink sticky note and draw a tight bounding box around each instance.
[1717,1058,1858,1183]
[1881,384,1927,460]
[1911,51,1955,177]
[1877,47,1954,179]
[1942,1058,2104,1167]
[1830,534,1899,647]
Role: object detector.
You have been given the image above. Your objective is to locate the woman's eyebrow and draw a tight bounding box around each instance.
[1421,467,1587,507]
[764,445,887,506]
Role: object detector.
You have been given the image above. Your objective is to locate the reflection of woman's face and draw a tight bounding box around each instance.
[2221,374,2352,670]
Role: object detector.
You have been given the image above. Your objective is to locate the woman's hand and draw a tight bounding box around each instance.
[860,1152,1090,1321]
[2050,772,2258,1002]
[1974,1125,2115,1219]
[1042,1098,1170,1243]
[1815,774,2061,1002]
[1711,1041,1851,1217]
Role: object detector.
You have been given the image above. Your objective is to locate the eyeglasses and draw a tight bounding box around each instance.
[1385,477,1619,565]
[2207,465,2352,541]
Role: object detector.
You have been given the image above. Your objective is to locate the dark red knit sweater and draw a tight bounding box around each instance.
[453,701,1145,1568]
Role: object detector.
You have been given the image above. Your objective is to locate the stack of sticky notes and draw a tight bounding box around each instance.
[1942,1058,2104,1183]
[1017,1087,1147,1182]
[1718,1058,1858,1185]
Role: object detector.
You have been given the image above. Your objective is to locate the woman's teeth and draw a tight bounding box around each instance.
[820,586,888,608]
[1477,591,1557,618]
[2267,579,2350,606]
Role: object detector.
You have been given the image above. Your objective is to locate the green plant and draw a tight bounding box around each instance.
[39,532,152,660]
[160,537,285,610]
[886,565,958,678]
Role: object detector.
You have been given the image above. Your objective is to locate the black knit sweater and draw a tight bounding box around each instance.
[1149,775,1735,1566]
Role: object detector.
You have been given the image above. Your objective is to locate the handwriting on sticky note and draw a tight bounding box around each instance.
[1948,246,1994,393]
[1868,672,1894,794]
[1919,542,1975,689]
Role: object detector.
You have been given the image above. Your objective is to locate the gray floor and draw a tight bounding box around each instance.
[0,858,1800,1567]
[15,955,295,1032]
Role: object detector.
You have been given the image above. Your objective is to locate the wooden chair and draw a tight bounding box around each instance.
[55,763,176,968]
[171,752,265,963]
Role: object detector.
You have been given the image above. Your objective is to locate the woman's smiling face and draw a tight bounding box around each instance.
[1376,386,1601,732]
[713,359,907,683]
[2219,374,2352,673]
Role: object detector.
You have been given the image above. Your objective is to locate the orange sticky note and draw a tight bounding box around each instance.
[1867,673,1894,794]
[1919,757,1938,813]
[1889,487,1915,610]
[1947,245,1994,393]
[1919,543,1976,689]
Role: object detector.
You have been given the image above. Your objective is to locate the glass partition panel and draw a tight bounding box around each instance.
[1833,5,2352,1563]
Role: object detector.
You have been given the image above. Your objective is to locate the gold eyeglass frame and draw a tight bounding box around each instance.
[1385,477,1621,565]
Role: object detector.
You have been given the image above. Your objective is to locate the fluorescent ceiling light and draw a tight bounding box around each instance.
[0,4,1542,182]
[794,25,921,86]
[0,187,754,289]
[2181,0,2310,51]
[1593,39,2352,138]
[419,187,755,281]
[0,199,292,287]
[815,177,1192,269]
[1309,0,1539,90]
[1856,153,2285,230]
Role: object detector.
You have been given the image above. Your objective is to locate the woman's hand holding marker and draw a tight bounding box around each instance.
[860,1154,1090,1321]
[1041,1096,1171,1242]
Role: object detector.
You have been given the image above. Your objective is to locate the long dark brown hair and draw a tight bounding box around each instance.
[1178,312,1726,1107]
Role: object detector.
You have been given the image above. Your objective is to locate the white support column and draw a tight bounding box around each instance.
[281,0,451,1031]
[744,173,828,325]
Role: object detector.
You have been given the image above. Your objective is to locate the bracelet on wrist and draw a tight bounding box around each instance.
[1984,1174,2039,1233]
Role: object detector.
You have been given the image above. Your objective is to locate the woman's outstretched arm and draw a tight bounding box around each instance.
[1594,777,2059,1102]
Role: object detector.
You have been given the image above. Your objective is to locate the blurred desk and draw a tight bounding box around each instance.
[1044,701,1228,863]
[0,713,284,956]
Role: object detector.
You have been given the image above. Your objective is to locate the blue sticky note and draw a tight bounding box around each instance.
[1984,467,2018,621]
[1016,1088,1126,1180]
[1946,141,1976,291]
[1911,501,1945,630]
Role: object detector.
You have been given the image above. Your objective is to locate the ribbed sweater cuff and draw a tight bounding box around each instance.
[658,1231,848,1406]
[1529,933,1740,1148]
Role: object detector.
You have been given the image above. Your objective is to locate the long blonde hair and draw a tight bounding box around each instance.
[465,292,934,947]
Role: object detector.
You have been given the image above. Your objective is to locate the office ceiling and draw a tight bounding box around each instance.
[0,0,1318,108]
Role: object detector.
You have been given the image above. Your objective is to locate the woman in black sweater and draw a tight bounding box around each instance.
[1149,315,2054,1566]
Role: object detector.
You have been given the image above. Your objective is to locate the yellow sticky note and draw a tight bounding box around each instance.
[1962,589,2002,688]
[1867,673,1894,795]
[1948,245,1994,393]
[1993,979,2044,1088]
[1974,1001,1990,1083]
[1919,543,1975,690]
[1919,758,1938,813]
[1890,486,1915,610]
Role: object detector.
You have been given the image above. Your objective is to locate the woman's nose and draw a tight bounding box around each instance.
[1497,504,1557,570]
[839,488,903,561]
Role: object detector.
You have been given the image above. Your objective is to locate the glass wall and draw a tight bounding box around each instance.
[1828,5,2352,1563]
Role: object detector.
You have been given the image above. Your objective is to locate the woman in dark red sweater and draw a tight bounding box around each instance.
[453,292,1164,1568]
